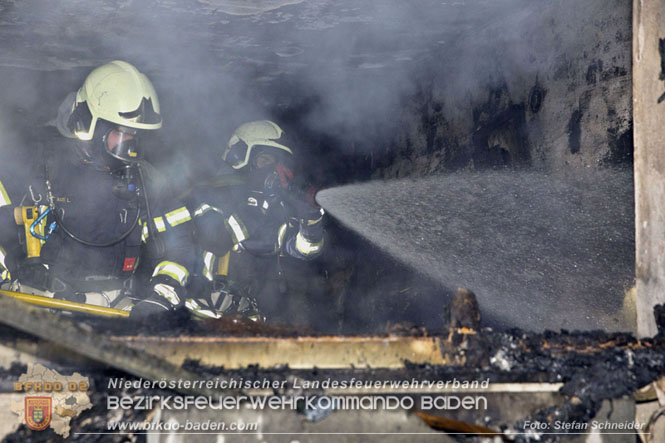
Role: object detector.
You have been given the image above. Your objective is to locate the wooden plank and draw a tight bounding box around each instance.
[633,0,665,337]
[0,296,219,395]
[114,335,449,369]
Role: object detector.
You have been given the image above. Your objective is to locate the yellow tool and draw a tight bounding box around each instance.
[14,206,42,260]
[0,289,130,318]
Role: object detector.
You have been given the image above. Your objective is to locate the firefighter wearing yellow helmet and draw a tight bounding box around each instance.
[0,61,195,318]
[60,60,162,166]
[182,120,325,321]
[222,120,292,169]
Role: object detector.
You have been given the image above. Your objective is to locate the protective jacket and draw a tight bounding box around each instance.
[0,132,194,308]
[182,170,324,318]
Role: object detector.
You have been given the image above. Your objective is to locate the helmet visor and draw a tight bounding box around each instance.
[104,127,141,163]
[223,138,249,169]
[67,101,94,138]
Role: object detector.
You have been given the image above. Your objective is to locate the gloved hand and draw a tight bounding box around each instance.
[129,275,184,319]
[12,262,49,290]
[282,186,322,222]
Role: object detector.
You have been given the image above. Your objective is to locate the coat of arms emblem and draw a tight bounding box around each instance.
[25,397,52,431]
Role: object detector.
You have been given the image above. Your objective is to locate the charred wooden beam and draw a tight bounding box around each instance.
[0,297,224,396]
[113,335,450,369]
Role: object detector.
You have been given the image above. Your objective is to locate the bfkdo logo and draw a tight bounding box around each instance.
[11,364,92,438]
[25,397,52,431]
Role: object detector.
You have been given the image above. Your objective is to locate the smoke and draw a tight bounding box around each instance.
[0,0,632,174]
[0,1,635,333]
[0,0,627,181]
[0,0,545,185]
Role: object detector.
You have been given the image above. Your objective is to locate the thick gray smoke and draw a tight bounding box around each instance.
[318,169,635,332]
[0,0,549,180]
[0,1,635,334]
[0,0,631,176]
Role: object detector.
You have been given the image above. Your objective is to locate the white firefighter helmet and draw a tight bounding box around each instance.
[68,60,162,141]
[223,120,293,169]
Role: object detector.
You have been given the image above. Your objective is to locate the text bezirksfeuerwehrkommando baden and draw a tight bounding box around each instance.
[108,394,488,411]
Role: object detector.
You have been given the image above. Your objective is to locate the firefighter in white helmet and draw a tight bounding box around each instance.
[182,120,325,321]
[0,60,194,317]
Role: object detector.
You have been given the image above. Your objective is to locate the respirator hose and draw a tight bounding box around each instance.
[46,175,140,248]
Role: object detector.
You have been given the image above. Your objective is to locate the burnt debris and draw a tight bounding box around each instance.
[1,297,664,441]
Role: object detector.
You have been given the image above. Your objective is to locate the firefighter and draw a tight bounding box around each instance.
[183,120,325,321]
[0,60,194,317]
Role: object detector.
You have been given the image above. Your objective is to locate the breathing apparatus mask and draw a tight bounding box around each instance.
[104,125,141,164]
[102,124,143,201]
[69,118,142,172]
[246,147,294,197]
[222,120,296,199]
[65,117,143,201]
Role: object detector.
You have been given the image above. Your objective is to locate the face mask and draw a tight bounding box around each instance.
[103,126,141,163]
[71,122,142,172]
[248,162,295,196]
[248,165,281,196]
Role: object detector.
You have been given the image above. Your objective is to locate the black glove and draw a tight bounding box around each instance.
[12,262,50,290]
[282,186,322,221]
[130,275,183,319]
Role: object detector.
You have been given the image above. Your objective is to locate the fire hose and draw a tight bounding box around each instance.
[0,288,129,318]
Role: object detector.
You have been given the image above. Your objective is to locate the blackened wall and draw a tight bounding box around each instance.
[373,0,632,179]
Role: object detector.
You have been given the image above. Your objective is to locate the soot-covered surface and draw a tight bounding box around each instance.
[318,168,635,332]
[0,290,662,441]
[4,320,663,442]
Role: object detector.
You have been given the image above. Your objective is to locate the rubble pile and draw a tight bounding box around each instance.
[0,295,663,441]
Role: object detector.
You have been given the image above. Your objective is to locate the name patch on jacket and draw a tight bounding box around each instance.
[123,257,137,272]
